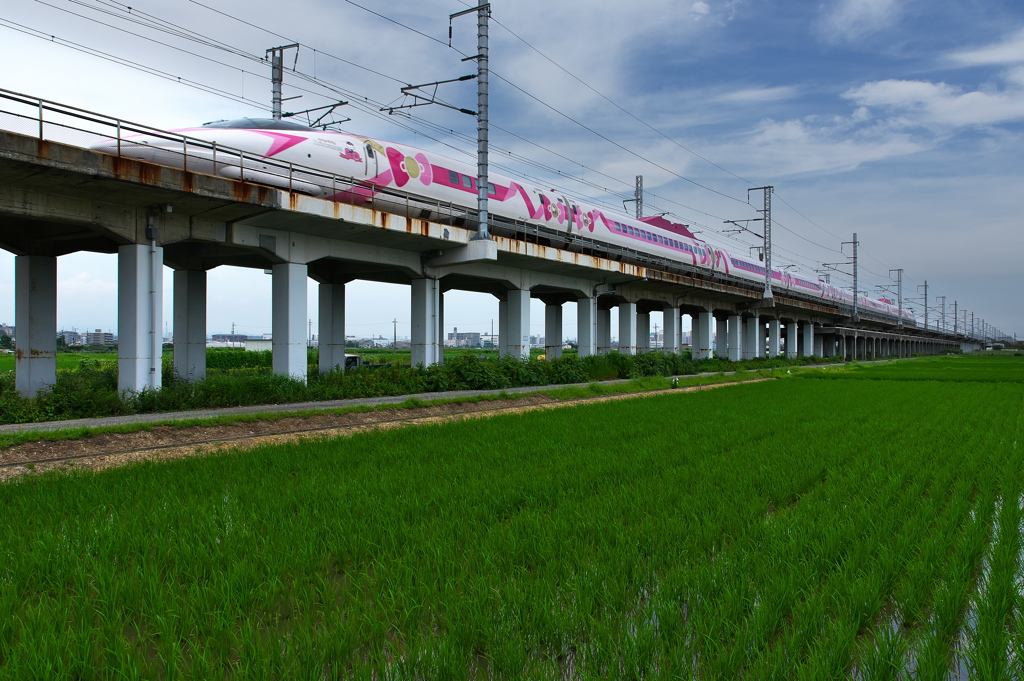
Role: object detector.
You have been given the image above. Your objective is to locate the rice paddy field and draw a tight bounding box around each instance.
[1,354,1022,679]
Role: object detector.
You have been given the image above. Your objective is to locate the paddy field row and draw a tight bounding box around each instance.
[0,355,1021,679]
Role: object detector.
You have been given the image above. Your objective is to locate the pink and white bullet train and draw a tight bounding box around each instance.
[92,117,915,325]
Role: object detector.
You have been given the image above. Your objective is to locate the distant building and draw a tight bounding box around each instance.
[60,330,82,345]
[86,329,114,345]
[245,339,272,352]
[447,328,482,348]
[211,333,248,343]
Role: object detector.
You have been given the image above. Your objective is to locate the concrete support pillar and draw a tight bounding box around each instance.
[618,302,637,355]
[497,299,508,355]
[317,282,345,374]
[173,269,207,381]
[437,291,445,365]
[757,319,766,358]
[663,306,680,355]
[596,307,612,355]
[272,263,308,380]
[577,297,597,357]
[743,316,759,360]
[786,322,799,358]
[411,277,441,366]
[695,311,714,360]
[768,318,781,358]
[716,317,728,358]
[814,334,823,358]
[14,255,58,397]
[824,335,836,358]
[636,312,650,352]
[505,288,530,359]
[545,303,563,359]
[801,323,815,357]
[728,315,743,361]
[118,244,164,393]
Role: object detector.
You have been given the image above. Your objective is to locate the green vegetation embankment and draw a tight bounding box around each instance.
[0,349,835,424]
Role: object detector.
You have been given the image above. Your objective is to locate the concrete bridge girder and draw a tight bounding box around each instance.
[1,131,979,394]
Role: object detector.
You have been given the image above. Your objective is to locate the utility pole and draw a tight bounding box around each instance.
[936,296,946,333]
[622,175,644,217]
[971,311,975,339]
[917,281,928,330]
[448,4,493,241]
[267,44,299,120]
[953,300,958,334]
[842,233,859,320]
[751,186,773,300]
[889,269,903,328]
[393,318,397,355]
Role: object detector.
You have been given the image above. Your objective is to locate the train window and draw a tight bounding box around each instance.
[462,175,473,189]
[488,182,496,196]
[449,170,460,185]
[202,118,316,131]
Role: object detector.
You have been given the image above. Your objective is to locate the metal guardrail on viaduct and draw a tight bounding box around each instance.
[0,90,974,397]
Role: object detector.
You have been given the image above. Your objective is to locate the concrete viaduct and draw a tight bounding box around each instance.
[0,125,974,398]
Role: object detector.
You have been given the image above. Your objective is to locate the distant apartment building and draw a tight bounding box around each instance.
[211,333,248,343]
[60,330,82,346]
[86,329,114,345]
[447,329,482,348]
[0,323,14,338]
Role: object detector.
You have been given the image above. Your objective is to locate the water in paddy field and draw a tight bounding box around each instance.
[944,493,1023,680]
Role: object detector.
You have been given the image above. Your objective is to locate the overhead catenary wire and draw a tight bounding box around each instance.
[11,2,898,298]
[0,15,833,281]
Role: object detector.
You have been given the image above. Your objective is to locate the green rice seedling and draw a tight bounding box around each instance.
[0,367,1020,678]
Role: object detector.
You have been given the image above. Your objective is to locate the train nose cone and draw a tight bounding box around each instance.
[89,139,121,154]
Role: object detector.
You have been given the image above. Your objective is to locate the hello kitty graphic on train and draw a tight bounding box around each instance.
[90,117,913,325]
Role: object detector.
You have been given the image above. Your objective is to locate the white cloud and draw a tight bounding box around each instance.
[714,85,800,104]
[726,116,927,176]
[818,0,902,42]
[844,77,1024,126]
[692,2,711,16]
[948,27,1024,67]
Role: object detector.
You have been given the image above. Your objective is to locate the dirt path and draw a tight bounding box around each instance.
[0,379,773,481]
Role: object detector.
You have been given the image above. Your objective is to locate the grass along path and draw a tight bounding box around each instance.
[0,377,775,481]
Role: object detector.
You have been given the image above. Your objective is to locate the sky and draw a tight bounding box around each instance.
[0,0,1021,342]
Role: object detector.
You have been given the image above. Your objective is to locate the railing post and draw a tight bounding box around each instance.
[183,139,188,172]
[212,141,217,171]
[289,162,293,192]
[37,99,43,139]
[116,120,121,157]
